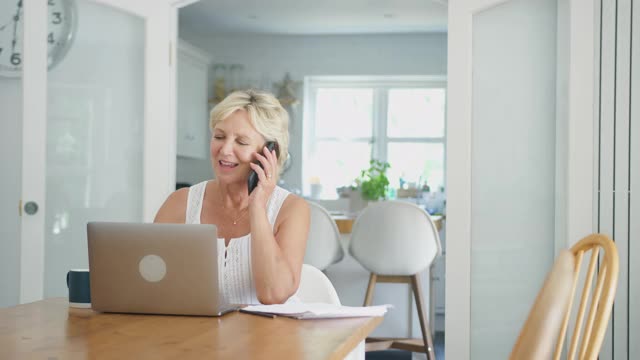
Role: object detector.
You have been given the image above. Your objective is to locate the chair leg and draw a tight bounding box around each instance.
[411,273,436,360]
[429,265,436,336]
[364,273,377,306]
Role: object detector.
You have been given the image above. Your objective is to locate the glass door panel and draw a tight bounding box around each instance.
[0,0,23,307]
[470,0,558,357]
[44,0,144,297]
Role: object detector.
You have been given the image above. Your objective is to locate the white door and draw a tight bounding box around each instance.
[14,0,176,305]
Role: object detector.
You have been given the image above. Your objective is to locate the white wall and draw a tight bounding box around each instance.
[0,78,22,307]
[175,31,447,190]
[471,0,557,358]
[176,156,213,186]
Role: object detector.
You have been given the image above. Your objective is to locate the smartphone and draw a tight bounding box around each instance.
[248,141,279,194]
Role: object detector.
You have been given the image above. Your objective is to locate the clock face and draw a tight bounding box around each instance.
[0,0,77,77]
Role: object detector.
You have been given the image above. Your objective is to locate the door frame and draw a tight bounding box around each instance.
[446,0,596,358]
[20,0,180,304]
[445,2,510,358]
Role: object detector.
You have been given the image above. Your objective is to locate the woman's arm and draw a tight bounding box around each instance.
[153,188,188,223]
[250,195,310,304]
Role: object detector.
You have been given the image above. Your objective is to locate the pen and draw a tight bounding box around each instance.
[239,308,277,319]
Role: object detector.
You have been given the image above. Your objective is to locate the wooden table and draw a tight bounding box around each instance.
[0,298,383,360]
[333,214,443,234]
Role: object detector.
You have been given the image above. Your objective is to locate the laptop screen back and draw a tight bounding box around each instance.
[87,222,221,316]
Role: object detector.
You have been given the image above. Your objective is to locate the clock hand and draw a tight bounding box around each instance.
[11,0,22,54]
[14,0,22,18]
[0,19,14,31]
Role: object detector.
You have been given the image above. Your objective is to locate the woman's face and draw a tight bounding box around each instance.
[210,110,266,183]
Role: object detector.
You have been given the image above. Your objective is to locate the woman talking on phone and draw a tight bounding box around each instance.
[154,89,310,305]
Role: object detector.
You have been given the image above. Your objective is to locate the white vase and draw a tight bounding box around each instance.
[349,191,370,212]
[310,184,323,199]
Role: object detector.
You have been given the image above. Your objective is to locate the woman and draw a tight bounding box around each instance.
[154,89,310,305]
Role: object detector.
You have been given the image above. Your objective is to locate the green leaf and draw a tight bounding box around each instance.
[355,159,391,200]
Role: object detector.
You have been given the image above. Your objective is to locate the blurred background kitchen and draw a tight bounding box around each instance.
[174,1,448,358]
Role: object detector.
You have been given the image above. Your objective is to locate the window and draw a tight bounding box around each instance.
[303,76,446,199]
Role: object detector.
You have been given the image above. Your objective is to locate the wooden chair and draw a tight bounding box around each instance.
[510,234,619,360]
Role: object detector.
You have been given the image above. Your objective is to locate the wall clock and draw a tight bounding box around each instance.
[0,0,77,77]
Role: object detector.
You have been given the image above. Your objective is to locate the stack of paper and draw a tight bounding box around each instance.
[241,303,392,319]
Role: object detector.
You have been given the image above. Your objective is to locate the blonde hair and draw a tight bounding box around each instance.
[210,89,290,169]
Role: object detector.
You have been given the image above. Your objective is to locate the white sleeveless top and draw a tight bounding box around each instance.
[185,180,296,305]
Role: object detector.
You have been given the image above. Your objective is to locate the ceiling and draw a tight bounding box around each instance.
[178,0,448,36]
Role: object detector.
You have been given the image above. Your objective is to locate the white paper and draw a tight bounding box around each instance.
[242,303,392,319]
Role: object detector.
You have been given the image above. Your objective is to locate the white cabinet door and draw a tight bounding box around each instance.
[433,255,446,314]
[177,41,210,159]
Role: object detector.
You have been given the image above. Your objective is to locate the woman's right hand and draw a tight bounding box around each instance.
[248,146,279,211]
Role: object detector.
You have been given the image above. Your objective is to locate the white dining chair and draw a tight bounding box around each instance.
[296,264,341,305]
[349,200,441,360]
[296,264,365,360]
[304,201,345,271]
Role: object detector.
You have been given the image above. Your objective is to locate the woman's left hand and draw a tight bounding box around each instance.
[248,146,279,210]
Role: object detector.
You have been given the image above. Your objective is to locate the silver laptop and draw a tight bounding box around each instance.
[87,222,237,316]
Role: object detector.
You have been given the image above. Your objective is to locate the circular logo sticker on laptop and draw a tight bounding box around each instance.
[139,254,166,282]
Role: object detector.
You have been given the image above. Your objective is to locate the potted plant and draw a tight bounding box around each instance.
[356,159,391,201]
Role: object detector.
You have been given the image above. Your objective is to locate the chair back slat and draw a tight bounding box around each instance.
[568,249,600,359]
[554,250,584,360]
[574,250,585,270]
[588,263,617,356]
[580,262,607,359]
[556,234,619,360]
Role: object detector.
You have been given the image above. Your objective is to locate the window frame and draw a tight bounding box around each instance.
[302,75,447,198]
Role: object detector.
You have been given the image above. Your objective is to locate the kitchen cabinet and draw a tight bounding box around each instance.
[431,253,445,332]
[432,225,446,315]
[177,40,211,159]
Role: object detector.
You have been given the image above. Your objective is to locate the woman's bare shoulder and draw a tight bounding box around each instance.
[278,193,310,223]
[154,187,189,223]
